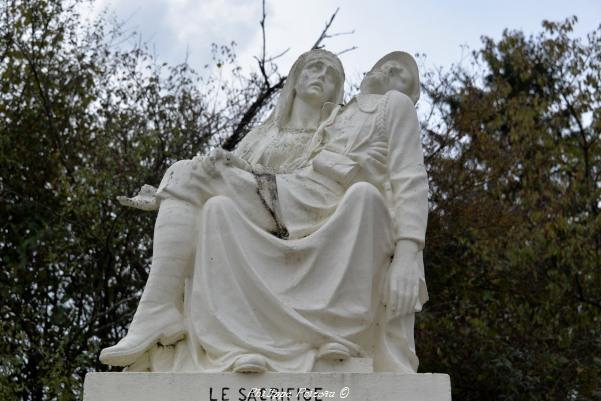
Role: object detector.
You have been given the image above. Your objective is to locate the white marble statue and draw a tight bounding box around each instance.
[100,50,428,374]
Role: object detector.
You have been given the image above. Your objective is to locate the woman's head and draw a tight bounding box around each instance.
[275,49,345,128]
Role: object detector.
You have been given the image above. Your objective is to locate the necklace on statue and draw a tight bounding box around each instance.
[281,126,315,134]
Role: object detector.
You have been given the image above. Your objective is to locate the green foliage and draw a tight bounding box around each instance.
[419,17,601,400]
[0,1,271,399]
[2,1,600,400]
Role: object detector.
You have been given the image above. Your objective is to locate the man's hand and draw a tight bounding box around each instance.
[383,239,420,319]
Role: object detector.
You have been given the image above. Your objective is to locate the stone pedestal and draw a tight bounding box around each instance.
[84,372,451,401]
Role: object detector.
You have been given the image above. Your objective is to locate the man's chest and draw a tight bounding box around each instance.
[325,106,384,152]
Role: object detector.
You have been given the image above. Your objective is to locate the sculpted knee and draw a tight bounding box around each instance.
[157,159,195,195]
[347,181,383,203]
[202,195,236,217]
[165,159,194,180]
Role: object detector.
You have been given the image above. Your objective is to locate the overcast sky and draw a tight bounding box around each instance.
[83,0,600,83]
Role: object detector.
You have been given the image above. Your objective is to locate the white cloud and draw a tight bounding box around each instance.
[163,0,260,46]
[80,0,263,69]
[80,0,601,83]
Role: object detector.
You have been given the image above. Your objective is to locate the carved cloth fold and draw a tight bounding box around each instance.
[127,90,427,373]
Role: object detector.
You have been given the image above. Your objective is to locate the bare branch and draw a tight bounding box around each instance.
[327,29,355,38]
[266,47,290,63]
[311,8,340,49]
[336,46,358,56]
[222,7,347,150]
[260,0,266,63]
[256,0,270,84]
[221,76,286,151]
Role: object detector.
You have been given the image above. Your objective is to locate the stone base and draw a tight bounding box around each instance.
[312,357,373,373]
[84,372,451,401]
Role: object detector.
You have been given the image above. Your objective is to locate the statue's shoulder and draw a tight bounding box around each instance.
[234,118,278,164]
[354,94,381,113]
[381,91,418,133]
[383,90,415,111]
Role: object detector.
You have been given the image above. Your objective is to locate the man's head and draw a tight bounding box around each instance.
[359,51,420,103]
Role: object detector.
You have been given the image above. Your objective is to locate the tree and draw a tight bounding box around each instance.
[3,0,600,399]
[0,0,224,398]
[418,17,601,401]
[0,0,344,399]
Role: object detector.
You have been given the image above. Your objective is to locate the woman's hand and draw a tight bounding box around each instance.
[199,148,252,175]
[383,239,420,319]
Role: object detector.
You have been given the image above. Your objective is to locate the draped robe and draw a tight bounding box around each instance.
[128,90,429,373]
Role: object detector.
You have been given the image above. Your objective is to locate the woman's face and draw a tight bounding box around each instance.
[294,57,341,106]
